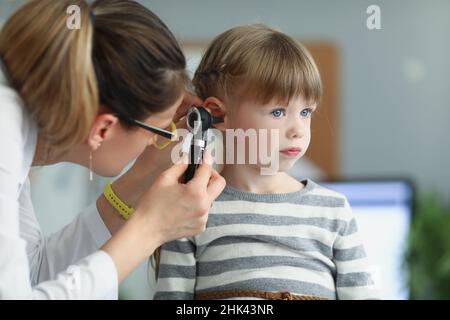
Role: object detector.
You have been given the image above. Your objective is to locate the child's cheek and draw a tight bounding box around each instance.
[302,132,312,154]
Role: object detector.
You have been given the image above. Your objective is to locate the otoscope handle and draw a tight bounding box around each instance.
[184,144,199,183]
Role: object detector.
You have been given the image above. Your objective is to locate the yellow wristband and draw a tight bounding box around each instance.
[103,182,135,220]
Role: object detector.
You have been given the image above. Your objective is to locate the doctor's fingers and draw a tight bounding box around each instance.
[185,212,209,234]
[187,151,214,189]
[206,169,226,202]
[174,91,202,123]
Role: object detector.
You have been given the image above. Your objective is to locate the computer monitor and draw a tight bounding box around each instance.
[320,179,414,300]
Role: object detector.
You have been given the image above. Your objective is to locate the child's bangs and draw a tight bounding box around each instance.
[235,41,322,107]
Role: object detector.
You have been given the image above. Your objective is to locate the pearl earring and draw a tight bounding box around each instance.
[89,151,93,181]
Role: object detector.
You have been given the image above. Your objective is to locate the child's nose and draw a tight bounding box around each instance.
[286,122,304,139]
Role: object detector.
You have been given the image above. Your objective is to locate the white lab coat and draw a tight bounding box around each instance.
[0,61,118,299]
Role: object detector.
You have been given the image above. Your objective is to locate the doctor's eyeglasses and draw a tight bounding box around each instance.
[129,119,178,150]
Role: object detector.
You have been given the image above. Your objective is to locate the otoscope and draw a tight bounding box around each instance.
[183,106,224,183]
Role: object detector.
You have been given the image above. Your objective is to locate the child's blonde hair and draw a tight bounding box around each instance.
[193,24,322,107]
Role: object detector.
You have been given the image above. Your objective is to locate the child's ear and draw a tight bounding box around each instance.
[203,97,227,131]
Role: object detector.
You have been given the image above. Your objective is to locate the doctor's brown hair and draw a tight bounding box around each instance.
[0,0,187,155]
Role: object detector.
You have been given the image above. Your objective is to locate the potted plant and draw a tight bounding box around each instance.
[405,194,450,299]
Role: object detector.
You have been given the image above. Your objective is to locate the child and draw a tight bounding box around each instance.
[154,25,380,300]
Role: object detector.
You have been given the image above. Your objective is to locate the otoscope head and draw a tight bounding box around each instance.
[187,106,224,132]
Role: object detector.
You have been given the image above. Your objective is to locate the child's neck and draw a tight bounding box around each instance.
[220,164,305,194]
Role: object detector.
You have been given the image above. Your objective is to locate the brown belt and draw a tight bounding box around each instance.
[195,290,326,300]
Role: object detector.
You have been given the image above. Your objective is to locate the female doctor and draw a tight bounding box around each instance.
[0,0,225,299]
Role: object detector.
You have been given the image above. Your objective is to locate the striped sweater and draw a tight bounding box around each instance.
[154,179,380,300]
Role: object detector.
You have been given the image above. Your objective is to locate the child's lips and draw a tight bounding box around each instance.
[280,147,301,157]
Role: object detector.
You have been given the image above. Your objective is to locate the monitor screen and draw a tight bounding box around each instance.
[320,180,413,300]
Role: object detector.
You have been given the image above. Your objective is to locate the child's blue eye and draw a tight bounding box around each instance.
[300,108,313,118]
[271,109,286,118]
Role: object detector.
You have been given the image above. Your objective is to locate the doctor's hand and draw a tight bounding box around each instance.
[174,89,202,123]
[101,151,225,282]
[133,151,225,243]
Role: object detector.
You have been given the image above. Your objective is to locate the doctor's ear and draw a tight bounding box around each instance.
[87,113,119,150]
[203,97,227,131]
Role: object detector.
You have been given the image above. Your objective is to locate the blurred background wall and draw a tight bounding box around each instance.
[1,0,449,299]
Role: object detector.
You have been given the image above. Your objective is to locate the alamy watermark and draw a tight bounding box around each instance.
[66,5,81,30]
[170,125,290,176]
[366,5,381,30]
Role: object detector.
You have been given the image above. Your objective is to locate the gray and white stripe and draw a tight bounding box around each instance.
[155,179,380,300]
